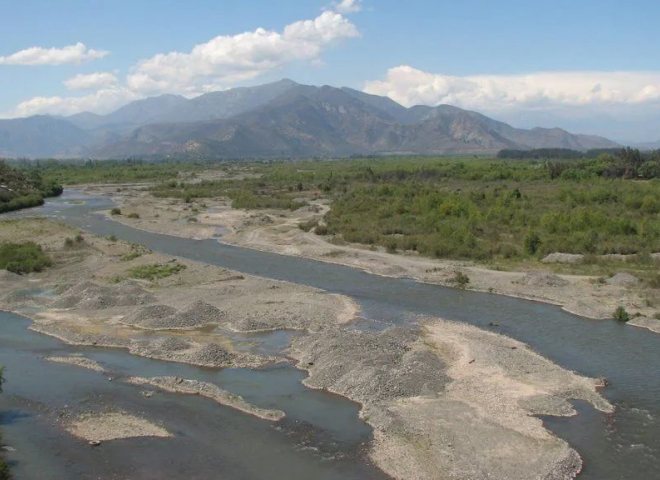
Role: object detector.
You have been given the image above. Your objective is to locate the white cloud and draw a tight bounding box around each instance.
[126,11,359,95]
[64,72,118,91]
[364,65,660,111]
[4,11,359,118]
[11,88,138,117]
[0,42,108,66]
[331,0,362,14]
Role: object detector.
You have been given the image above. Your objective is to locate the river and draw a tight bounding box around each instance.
[1,191,659,479]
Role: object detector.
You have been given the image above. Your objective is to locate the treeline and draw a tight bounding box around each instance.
[0,161,63,213]
[499,148,660,180]
[497,148,621,159]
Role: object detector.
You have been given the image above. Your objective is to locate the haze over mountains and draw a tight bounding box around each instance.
[0,79,619,159]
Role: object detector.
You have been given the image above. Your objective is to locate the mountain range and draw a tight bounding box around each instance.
[0,79,619,159]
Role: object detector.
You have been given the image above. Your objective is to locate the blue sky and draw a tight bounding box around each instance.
[1,0,659,141]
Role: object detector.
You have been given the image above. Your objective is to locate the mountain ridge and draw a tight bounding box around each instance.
[0,79,619,159]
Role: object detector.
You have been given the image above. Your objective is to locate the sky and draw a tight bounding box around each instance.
[1,0,659,142]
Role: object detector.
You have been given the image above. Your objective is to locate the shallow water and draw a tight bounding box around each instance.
[0,311,383,480]
[5,191,660,479]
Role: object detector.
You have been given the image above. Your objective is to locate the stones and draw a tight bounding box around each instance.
[606,272,640,287]
[541,253,584,264]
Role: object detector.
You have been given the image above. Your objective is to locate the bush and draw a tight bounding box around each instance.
[110,207,122,215]
[0,242,52,274]
[524,231,542,255]
[613,306,630,322]
[64,234,85,248]
[127,212,140,219]
[451,271,470,289]
[128,262,186,280]
[315,224,329,235]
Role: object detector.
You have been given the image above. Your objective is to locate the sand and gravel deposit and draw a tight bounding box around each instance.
[290,318,613,480]
[45,354,105,372]
[65,411,172,442]
[126,376,285,421]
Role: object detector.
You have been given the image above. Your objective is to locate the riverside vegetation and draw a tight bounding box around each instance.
[0,161,62,213]
[146,152,658,265]
[22,150,660,272]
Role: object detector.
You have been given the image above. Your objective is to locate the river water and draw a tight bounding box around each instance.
[1,192,659,479]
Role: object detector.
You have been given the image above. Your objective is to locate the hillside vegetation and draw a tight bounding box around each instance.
[0,161,63,213]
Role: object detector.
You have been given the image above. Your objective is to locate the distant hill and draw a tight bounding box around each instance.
[0,116,91,158]
[0,80,620,159]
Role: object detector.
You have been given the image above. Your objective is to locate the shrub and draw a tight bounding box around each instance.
[128,262,186,280]
[127,212,140,219]
[385,238,398,253]
[110,207,122,215]
[315,224,329,235]
[524,231,542,255]
[613,306,630,322]
[0,242,52,274]
[451,271,470,289]
[106,235,118,242]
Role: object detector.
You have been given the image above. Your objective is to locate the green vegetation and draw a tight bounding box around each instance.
[151,179,307,210]
[451,271,471,289]
[23,153,659,270]
[499,147,660,180]
[120,243,150,262]
[126,212,140,219]
[64,233,85,248]
[613,306,630,322]
[127,262,186,280]
[110,208,122,215]
[0,161,62,213]
[141,155,658,264]
[12,158,204,185]
[0,242,52,274]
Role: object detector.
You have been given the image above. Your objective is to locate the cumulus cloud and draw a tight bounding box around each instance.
[126,11,359,95]
[0,42,108,66]
[330,0,362,14]
[4,11,359,118]
[11,87,139,117]
[364,65,660,111]
[64,72,118,91]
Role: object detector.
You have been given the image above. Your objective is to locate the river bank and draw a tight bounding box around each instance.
[85,182,660,334]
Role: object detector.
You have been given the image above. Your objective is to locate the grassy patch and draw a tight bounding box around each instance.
[127,262,186,280]
[0,242,52,274]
